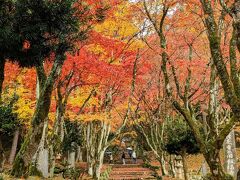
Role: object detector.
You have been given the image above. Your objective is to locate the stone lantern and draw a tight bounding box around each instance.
[175,155,184,179]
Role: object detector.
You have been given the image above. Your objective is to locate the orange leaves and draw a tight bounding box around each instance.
[3,62,20,87]
[22,40,30,51]
[54,0,141,126]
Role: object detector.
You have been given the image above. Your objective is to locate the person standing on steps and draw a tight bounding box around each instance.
[122,151,126,165]
[237,166,240,180]
[127,147,132,158]
[132,150,137,164]
[109,153,113,164]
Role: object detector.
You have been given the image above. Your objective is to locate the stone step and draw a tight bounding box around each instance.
[111,168,153,171]
[110,170,153,174]
[110,164,143,168]
[108,175,156,180]
[110,172,153,176]
[110,171,153,175]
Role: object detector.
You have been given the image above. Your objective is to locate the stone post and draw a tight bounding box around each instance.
[175,155,184,179]
[223,130,237,179]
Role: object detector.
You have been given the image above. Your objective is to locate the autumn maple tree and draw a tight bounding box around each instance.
[131,0,239,179]
[0,0,239,179]
[10,0,103,177]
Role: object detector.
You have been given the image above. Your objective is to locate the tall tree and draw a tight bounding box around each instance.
[164,117,200,180]
[0,0,17,101]
[137,0,238,179]
[11,0,98,177]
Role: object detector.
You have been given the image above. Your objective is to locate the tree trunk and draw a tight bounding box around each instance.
[92,150,104,180]
[169,155,176,177]
[85,121,110,179]
[181,150,188,180]
[0,56,6,172]
[137,124,167,176]
[11,125,42,177]
[11,55,64,178]
[76,146,83,162]
[67,151,75,168]
[36,148,49,178]
[33,120,49,178]
[8,128,20,164]
[0,58,5,102]
[93,165,101,180]
[157,155,167,176]
[160,152,167,176]
[49,105,65,177]
[0,138,5,172]
[87,158,94,176]
[232,0,240,53]
[49,146,55,178]
[204,149,226,180]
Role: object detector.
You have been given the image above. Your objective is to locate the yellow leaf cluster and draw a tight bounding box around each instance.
[94,2,142,49]
[68,87,99,107]
[87,44,107,56]
[2,75,35,126]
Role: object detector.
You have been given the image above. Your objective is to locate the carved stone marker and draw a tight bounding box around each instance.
[223,130,237,179]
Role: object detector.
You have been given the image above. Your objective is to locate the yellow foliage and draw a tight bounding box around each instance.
[94,2,143,50]
[68,87,99,107]
[2,75,35,126]
[80,112,108,122]
[87,44,107,56]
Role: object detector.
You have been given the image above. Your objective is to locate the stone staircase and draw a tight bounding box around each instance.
[107,164,156,180]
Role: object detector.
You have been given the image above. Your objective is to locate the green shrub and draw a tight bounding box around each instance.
[100,167,112,180]
[202,173,233,180]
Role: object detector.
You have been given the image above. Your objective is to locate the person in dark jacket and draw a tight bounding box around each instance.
[122,152,126,165]
[237,167,240,180]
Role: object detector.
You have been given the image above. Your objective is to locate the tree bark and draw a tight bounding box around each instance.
[93,151,104,180]
[232,0,240,53]
[32,119,49,178]
[11,121,45,177]
[11,55,64,178]
[160,154,167,176]
[169,155,176,177]
[85,121,110,179]
[88,160,93,176]
[0,138,5,172]
[136,123,167,176]
[0,58,5,102]
[49,106,65,177]
[76,146,83,162]
[156,156,167,176]
[204,149,226,180]
[67,150,75,168]
[49,146,55,178]
[0,56,6,172]
[8,128,20,164]
[181,150,188,180]
[84,57,137,179]
[35,148,49,178]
